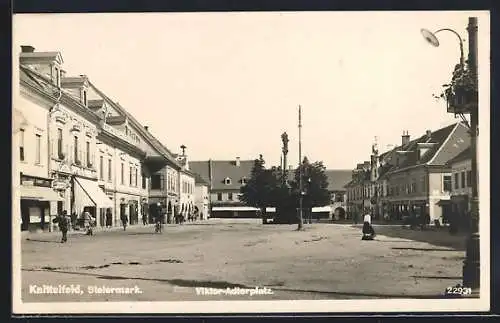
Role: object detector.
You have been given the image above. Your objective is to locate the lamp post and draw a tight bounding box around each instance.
[421,17,479,294]
[298,105,304,230]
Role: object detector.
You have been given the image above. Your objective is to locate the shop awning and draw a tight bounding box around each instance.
[20,185,63,201]
[212,206,259,212]
[74,177,114,209]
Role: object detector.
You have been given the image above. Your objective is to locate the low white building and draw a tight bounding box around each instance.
[194,173,210,220]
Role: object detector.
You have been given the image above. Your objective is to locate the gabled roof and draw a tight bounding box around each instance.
[20,51,64,64]
[447,146,471,165]
[324,169,352,191]
[88,99,104,110]
[383,122,467,175]
[88,81,181,168]
[193,172,209,186]
[190,159,254,191]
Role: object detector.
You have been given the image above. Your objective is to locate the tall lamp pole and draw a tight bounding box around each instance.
[298,105,304,230]
[421,17,479,293]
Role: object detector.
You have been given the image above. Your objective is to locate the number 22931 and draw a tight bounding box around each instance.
[446,286,472,296]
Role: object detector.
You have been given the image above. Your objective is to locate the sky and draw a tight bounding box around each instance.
[13,11,489,169]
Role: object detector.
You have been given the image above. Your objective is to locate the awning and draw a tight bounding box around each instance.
[74,177,114,210]
[312,206,331,213]
[212,206,259,212]
[20,185,63,201]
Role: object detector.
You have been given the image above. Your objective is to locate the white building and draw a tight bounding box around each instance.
[17,53,64,232]
[194,173,210,220]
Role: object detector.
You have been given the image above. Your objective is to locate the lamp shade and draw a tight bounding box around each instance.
[420,28,440,47]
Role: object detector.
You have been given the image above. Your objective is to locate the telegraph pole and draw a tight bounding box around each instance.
[463,16,480,293]
[298,105,304,230]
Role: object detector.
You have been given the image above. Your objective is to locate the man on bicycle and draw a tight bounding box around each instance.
[154,203,163,233]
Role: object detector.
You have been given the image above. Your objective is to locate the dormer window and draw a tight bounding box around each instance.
[241,177,247,184]
[224,177,232,185]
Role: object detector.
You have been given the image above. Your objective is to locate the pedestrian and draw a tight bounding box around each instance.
[83,210,94,236]
[142,211,147,226]
[120,213,128,231]
[105,208,113,228]
[54,210,70,243]
[362,209,376,240]
[70,211,78,230]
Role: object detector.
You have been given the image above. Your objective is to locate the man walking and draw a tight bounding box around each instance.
[56,210,70,243]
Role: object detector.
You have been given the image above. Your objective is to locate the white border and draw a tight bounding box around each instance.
[12,10,491,314]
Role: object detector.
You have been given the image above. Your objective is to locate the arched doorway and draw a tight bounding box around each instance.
[334,207,346,220]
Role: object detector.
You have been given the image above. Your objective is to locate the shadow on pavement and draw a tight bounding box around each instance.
[23,268,450,299]
[410,275,462,280]
[391,247,456,252]
[374,227,466,251]
[25,239,61,244]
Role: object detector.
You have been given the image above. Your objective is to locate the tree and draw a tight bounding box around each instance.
[292,157,330,226]
[240,155,280,217]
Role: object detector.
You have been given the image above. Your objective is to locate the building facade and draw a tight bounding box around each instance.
[448,147,472,218]
[16,45,184,231]
[194,173,210,220]
[346,122,470,224]
[190,157,256,218]
[17,56,64,232]
[324,169,352,220]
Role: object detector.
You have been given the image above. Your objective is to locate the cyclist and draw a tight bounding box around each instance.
[154,203,163,233]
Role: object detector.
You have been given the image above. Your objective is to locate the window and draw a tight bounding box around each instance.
[461,171,466,188]
[467,170,472,187]
[86,141,91,167]
[241,177,247,185]
[73,136,79,163]
[54,67,60,86]
[454,173,459,189]
[99,156,104,180]
[83,90,87,106]
[142,173,147,189]
[135,168,138,187]
[225,177,231,185]
[35,134,41,164]
[217,193,222,201]
[57,128,63,158]
[129,166,133,186]
[228,192,233,200]
[108,159,112,181]
[443,175,452,192]
[121,162,124,185]
[151,174,162,190]
[19,129,25,161]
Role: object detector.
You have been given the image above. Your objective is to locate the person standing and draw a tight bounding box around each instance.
[83,210,94,236]
[105,208,113,229]
[362,209,376,240]
[55,210,70,243]
[120,212,128,231]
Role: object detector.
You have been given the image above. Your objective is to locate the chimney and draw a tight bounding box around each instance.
[235,157,241,167]
[144,126,149,131]
[21,45,35,53]
[426,130,432,138]
[402,130,410,146]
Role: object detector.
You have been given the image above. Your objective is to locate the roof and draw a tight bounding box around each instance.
[88,81,181,168]
[382,122,468,175]
[447,146,472,165]
[324,169,352,191]
[193,172,209,186]
[20,51,63,64]
[190,159,254,191]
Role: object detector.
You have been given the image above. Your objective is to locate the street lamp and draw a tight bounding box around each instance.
[421,18,479,294]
